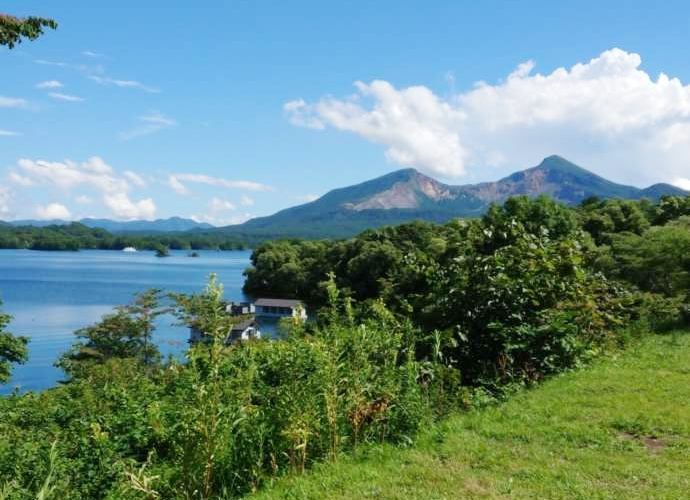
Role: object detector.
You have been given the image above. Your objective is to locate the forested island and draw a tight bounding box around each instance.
[1,193,689,499]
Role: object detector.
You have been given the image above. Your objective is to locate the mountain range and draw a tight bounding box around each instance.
[214,155,688,239]
[5,216,214,233]
[4,156,687,239]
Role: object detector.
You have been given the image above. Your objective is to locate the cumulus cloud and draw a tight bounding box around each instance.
[9,157,155,220]
[103,193,156,220]
[240,195,254,206]
[35,203,71,220]
[168,173,273,194]
[0,96,28,108]
[49,92,85,102]
[36,80,64,89]
[124,170,147,188]
[286,48,690,186]
[190,197,252,227]
[191,212,253,226]
[81,156,113,174]
[209,198,236,212]
[673,178,690,191]
[15,157,128,193]
[168,175,189,196]
[120,111,176,140]
[8,172,35,186]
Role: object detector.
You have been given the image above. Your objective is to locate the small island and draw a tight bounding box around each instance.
[154,244,170,257]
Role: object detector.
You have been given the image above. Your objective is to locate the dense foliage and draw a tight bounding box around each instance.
[0,300,28,384]
[1,193,688,498]
[0,278,443,499]
[0,222,255,251]
[0,13,56,49]
[245,194,690,383]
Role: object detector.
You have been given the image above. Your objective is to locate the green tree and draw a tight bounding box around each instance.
[0,13,57,49]
[0,300,28,384]
[58,290,163,377]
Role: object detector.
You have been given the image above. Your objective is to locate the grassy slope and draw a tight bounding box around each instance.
[248,331,690,500]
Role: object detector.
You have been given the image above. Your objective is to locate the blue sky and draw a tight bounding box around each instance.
[2,0,690,224]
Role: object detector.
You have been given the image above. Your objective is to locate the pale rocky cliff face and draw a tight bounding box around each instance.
[343,172,456,211]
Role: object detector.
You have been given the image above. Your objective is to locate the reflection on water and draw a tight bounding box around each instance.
[0,249,253,394]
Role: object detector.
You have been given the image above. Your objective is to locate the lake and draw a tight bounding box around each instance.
[0,248,253,394]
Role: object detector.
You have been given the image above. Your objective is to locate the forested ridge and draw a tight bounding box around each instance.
[0,194,688,499]
[0,222,257,251]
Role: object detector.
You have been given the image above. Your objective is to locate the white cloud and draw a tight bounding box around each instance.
[8,172,35,186]
[49,92,85,102]
[89,75,159,93]
[120,111,176,140]
[81,156,113,174]
[15,157,128,193]
[35,59,70,68]
[10,157,155,220]
[0,130,21,137]
[295,194,320,202]
[0,96,28,108]
[124,170,147,188]
[35,59,104,74]
[82,50,105,58]
[240,195,254,206]
[286,48,690,186]
[103,193,156,220]
[168,176,189,196]
[168,173,273,194]
[673,178,690,191]
[35,203,71,220]
[209,198,236,213]
[192,212,253,226]
[36,80,64,89]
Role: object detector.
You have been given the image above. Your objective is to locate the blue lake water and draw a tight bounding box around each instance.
[0,249,253,394]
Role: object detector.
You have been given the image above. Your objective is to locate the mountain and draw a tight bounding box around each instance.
[215,155,688,239]
[79,217,214,233]
[6,217,214,233]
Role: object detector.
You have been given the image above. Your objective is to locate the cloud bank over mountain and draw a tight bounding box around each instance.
[285,48,690,188]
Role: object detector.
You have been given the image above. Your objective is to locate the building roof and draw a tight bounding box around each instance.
[254,298,303,308]
[230,318,258,332]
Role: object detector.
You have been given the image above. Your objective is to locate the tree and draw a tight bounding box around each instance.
[0,14,57,49]
[0,300,28,384]
[58,290,163,378]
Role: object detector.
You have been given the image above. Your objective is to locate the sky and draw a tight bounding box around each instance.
[2,0,690,225]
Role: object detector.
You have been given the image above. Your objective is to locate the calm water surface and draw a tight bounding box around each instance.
[0,249,252,394]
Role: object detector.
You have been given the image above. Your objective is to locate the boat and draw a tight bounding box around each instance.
[122,246,137,252]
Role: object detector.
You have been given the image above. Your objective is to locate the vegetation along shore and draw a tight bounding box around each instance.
[1,194,688,499]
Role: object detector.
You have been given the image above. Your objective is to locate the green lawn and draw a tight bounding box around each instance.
[247,331,690,499]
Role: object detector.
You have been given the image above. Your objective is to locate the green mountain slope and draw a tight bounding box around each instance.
[215,155,687,239]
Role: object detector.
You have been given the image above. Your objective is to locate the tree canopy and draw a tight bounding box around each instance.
[0,13,57,49]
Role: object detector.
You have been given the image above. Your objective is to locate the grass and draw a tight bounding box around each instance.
[246,330,690,499]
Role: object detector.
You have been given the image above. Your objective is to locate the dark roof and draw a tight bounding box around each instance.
[254,298,303,308]
[230,318,258,332]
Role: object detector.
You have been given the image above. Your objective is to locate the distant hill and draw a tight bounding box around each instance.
[4,156,687,241]
[5,216,214,233]
[213,155,688,239]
